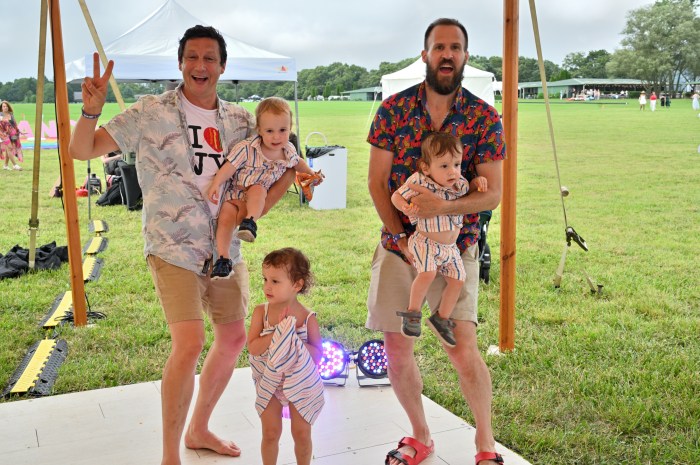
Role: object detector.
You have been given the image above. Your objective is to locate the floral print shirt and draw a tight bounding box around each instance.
[368,81,506,257]
[104,83,255,274]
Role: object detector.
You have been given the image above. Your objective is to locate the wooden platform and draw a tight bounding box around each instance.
[0,367,531,464]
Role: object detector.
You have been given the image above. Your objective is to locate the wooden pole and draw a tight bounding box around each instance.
[499,0,519,351]
[28,0,50,270]
[50,0,88,326]
[77,0,126,112]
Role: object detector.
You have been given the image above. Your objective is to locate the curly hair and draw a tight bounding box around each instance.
[262,248,314,294]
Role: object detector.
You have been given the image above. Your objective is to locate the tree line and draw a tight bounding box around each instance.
[1,0,697,103]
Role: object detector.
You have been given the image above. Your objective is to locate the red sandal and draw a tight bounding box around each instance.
[475,451,505,464]
[385,436,435,465]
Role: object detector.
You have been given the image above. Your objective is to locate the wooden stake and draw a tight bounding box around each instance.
[78,0,126,112]
[50,0,87,326]
[500,0,519,351]
[28,0,49,269]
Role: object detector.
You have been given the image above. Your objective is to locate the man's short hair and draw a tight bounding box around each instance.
[178,25,227,65]
[424,18,469,51]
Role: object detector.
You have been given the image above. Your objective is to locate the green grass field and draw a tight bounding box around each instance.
[1,99,699,464]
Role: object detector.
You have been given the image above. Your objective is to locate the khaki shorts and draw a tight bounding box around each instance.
[147,255,249,325]
[366,243,479,333]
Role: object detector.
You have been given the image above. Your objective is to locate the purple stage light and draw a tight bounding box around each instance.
[318,340,348,380]
[356,339,388,379]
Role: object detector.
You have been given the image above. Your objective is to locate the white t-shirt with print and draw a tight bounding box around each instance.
[180,90,226,216]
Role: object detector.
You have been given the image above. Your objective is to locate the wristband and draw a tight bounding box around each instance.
[81,107,101,119]
[391,232,407,242]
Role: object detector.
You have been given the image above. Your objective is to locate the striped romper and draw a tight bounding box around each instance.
[224,136,300,201]
[395,171,470,281]
[249,304,325,425]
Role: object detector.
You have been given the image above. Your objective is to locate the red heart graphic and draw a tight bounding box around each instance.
[204,127,222,152]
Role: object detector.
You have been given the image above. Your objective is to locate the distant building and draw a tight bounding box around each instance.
[341,86,381,101]
[518,78,645,99]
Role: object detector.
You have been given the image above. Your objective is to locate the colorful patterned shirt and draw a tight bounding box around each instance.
[396,171,469,232]
[368,82,506,257]
[103,83,255,274]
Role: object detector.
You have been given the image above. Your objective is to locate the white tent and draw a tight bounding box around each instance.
[65,0,296,83]
[381,58,495,106]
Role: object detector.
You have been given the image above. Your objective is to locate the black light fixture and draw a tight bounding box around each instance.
[354,339,389,387]
[317,338,389,387]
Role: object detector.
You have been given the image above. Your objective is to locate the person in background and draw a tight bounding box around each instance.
[367,17,506,465]
[0,101,23,171]
[650,91,657,112]
[69,25,294,465]
[639,91,647,110]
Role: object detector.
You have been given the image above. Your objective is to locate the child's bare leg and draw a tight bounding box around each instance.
[289,403,313,465]
[260,398,283,465]
[215,201,239,259]
[408,270,438,313]
[245,184,268,220]
[438,276,464,319]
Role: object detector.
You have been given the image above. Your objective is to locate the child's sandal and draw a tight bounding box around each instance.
[396,311,422,338]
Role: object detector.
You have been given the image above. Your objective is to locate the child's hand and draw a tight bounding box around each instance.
[313,170,325,186]
[207,185,220,204]
[474,176,488,192]
[401,201,419,216]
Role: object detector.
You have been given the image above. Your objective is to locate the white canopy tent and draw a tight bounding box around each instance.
[381,58,495,106]
[65,0,297,83]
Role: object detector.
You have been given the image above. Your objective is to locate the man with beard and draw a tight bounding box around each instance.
[366,18,506,465]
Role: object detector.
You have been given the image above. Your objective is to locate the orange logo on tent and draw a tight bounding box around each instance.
[279,66,287,72]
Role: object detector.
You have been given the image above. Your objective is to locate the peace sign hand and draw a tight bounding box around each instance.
[81,52,114,115]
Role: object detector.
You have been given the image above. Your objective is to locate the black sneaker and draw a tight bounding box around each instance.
[426,313,456,348]
[211,256,233,279]
[237,217,257,242]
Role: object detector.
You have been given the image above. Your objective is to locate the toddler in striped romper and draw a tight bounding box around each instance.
[207,97,322,279]
[247,248,324,465]
[391,132,487,347]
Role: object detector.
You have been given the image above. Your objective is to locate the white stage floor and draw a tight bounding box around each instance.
[0,367,531,464]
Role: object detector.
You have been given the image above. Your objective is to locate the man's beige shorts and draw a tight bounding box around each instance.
[366,243,479,333]
[147,255,249,325]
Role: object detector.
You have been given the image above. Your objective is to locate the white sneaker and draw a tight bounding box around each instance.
[13,164,22,171]
[2,165,10,170]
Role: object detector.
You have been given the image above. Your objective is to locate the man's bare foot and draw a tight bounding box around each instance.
[387,445,417,465]
[184,429,241,457]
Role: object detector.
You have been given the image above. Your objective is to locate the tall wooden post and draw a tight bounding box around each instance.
[50,0,87,326]
[78,0,126,112]
[28,0,49,269]
[500,0,519,351]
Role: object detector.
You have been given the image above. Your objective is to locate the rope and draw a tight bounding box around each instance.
[528,0,569,229]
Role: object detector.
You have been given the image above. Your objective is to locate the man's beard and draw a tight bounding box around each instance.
[425,60,465,95]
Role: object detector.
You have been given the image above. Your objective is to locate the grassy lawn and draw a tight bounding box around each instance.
[1,99,699,464]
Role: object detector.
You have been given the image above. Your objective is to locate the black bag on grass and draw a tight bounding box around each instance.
[97,176,124,206]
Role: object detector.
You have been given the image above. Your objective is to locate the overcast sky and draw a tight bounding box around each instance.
[2,0,656,83]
